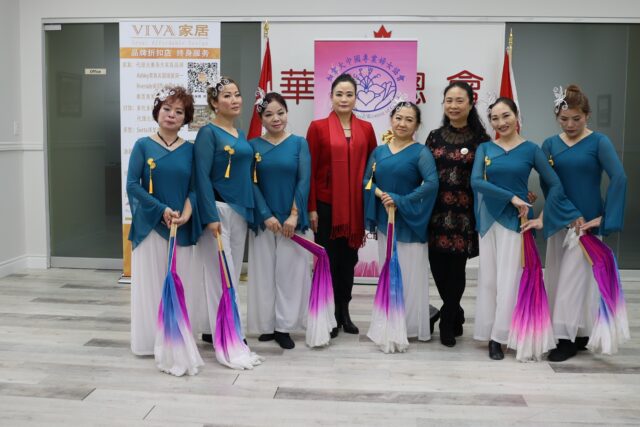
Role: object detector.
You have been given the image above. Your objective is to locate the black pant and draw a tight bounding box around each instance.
[315,201,359,305]
[429,251,467,339]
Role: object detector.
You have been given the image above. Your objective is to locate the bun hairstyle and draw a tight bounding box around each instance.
[557,84,591,116]
[487,97,519,120]
[206,76,238,109]
[257,92,288,117]
[390,101,422,126]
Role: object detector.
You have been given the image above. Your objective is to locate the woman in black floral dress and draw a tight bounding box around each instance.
[426,81,489,347]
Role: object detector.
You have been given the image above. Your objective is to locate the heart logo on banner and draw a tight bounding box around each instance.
[357,90,376,106]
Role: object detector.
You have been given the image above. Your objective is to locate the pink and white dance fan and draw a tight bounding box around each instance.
[367,207,409,353]
[579,233,630,354]
[214,233,264,370]
[291,234,336,348]
[507,220,555,361]
[154,222,204,376]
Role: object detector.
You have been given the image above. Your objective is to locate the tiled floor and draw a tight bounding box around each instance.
[0,268,639,426]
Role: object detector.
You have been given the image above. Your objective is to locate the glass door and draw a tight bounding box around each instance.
[45,23,122,268]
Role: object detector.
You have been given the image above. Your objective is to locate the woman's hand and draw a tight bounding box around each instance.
[380,193,395,208]
[580,216,601,233]
[511,196,531,218]
[521,216,543,233]
[207,221,221,237]
[527,191,538,204]
[282,214,298,238]
[172,210,191,227]
[309,211,319,233]
[264,216,282,234]
[162,207,179,227]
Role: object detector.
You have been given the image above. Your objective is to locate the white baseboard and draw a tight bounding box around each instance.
[26,256,47,269]
[0,255,47,278]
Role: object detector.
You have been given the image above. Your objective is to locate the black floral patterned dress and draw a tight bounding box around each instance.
[426,124,485,343]
[426,125,481,258]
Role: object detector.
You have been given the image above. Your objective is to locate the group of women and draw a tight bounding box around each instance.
[127,72,626,365]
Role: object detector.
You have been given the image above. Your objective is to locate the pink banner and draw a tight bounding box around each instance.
[314,39,417,140]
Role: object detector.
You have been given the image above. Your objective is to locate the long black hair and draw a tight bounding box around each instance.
[441,81,489,142]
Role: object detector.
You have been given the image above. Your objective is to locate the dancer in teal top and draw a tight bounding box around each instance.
[127,137,200,248]
[471,140,579,240]
[191,76,256,344]
[127,86,198,356]
[247,92,312,350]
[194,124,254,225]
[363,136,438,244]
[471,97,580,361]
[542,134,625,236]
[363,101,439,341]
[542,85,627,362]
[252,132,310,232]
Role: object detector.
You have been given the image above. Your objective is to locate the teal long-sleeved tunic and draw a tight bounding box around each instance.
[363,143,439,243]
[250,134,311,232]
[471,140,580,239]
[194,123,255,225]
[126,137,201,248]
[541,132,626,236]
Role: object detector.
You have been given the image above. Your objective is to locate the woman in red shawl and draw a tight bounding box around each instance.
[307,73,377,338]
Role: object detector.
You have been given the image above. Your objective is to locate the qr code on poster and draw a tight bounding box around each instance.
[188,61,218,94]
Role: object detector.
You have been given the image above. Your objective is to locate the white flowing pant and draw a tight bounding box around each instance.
[131,230,194,356]
[247,229,311,334]
[545,229,599,341]
[377,233,431,341]
[474,222,522,344]
[189,202,247,335]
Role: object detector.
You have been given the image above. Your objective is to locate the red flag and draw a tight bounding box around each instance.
[496,48,520,138]
[247,39,273,140]
[499,50,515,100]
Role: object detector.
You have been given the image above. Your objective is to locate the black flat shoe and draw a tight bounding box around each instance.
[440,335,456,347]
[429,305,440,335]
[330,327,339,338]
[258,333,275,342]
[202,334,213,343]
[489,340,504,360]
[575,336,589,351]
[548,339,577,362]
[274,331,295,349]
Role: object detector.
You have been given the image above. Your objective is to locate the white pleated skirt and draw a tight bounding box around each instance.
[188,202,247,336]
[474,222,523,344]
[377,233,431,341]
[247,229,311,334]
[545,229,599,341]
[130,230,194,356]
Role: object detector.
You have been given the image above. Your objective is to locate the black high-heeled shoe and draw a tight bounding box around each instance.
[340,303,359,334]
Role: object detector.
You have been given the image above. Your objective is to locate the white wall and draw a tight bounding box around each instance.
[0,0,31,276]
[2,0,640,276]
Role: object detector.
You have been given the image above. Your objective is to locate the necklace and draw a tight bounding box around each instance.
[157,132,180,147]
